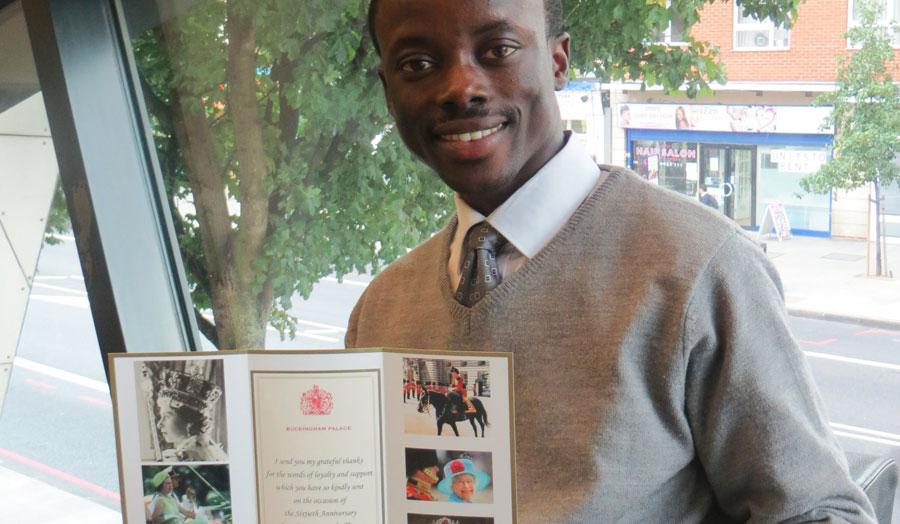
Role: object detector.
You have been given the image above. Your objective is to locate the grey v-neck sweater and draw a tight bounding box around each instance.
[347,168,874,523]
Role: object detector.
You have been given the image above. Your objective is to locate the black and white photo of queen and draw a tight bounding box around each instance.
[136,358,228,462]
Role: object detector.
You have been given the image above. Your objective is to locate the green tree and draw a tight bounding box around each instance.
[801,0,900,276]
[131,0,802,349]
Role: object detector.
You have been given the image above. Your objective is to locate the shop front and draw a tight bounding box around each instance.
[622,103,834,236]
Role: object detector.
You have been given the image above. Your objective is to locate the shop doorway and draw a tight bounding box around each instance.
[700,145,756,227]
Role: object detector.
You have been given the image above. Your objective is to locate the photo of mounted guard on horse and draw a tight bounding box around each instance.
[402,358,492,438]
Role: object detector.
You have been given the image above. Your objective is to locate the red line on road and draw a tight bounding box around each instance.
[25,378,57,390]
[855,328,900,337]
[79,395,112,408]
[0,447,120,501]
[795,338,838,346]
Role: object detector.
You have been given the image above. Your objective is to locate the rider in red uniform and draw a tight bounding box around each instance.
[450,367,476,414]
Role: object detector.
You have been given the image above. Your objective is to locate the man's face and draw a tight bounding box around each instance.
[451,473,476,501]
[375,0,569,214]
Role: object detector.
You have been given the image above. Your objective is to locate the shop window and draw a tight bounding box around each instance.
[563,119,587,134]
[848,0,900,47]
[734,2,790,50]
[756,146,831,232]
[631,140,700,196]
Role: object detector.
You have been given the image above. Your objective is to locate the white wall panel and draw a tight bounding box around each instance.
[0,93,57,416]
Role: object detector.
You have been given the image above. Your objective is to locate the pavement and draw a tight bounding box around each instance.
[1,233,899,523]
[761,233,900,328]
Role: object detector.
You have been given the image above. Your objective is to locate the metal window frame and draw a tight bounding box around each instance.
[22,0,201,378]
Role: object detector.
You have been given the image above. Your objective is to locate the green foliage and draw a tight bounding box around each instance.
[43,180,70,246]
[564,0,802,96]
[130,0,801,346]
[802,0,900,195]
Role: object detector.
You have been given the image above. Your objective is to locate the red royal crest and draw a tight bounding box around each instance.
[300,385,333,415]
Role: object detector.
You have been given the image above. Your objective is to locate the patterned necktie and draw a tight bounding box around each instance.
[456,222,507,307]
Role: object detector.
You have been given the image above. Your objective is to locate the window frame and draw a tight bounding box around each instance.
[733,2,791,51]
[650,0,690,45]
[846,0,900,48]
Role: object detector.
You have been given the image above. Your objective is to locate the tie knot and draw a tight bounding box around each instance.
[465,222,505,253]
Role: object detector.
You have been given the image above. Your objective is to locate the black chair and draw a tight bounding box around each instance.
[847,451,899,523]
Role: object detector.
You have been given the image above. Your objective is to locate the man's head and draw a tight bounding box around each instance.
[368,0,564,56]
[370,0,570,215]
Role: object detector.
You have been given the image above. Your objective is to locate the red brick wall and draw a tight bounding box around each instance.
[689,0,900,82]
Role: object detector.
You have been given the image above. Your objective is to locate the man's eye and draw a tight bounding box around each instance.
[399,59,434,73]
[486,45,516,59]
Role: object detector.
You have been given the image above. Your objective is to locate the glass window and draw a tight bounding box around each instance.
[565,119,588,134]
[632,140,700,196]
[734,2,791,50]
[651,1,688,44]
[848,0,900,47]
[120,0,452,351]
[0,0,120,514]
[756,146,831,232]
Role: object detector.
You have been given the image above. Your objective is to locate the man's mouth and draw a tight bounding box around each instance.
[439,124,504,142]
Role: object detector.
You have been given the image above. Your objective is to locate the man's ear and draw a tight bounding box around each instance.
[378,69,395,117]
[550,32,571,91]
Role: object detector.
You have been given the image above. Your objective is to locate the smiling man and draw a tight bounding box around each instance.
[346,0,876,522]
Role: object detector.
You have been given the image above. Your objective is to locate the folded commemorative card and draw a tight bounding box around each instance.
[109,348,516,524]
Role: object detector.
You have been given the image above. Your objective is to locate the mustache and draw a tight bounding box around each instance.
[436,106,518,124]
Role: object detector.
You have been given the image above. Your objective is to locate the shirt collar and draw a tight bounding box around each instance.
[452,132,601,258]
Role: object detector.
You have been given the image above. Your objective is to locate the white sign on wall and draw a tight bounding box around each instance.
[769,149,828,173]
[618,103,833,135]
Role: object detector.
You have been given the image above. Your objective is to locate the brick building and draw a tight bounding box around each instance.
[602,0,900,239]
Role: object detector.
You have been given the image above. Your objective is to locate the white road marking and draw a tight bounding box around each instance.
[831,422,900,443]
[322,276,370,287]
[265,319,346,342]
[29,294,90,309]
[13,357,109,393]
[804,351,900,372]
[832,430,900,448]
[32,282,87,295]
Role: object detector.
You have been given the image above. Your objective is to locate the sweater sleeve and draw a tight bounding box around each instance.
[681,233,876,524]
[344,287,365,348]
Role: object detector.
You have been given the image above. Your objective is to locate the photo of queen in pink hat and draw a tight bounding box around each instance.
[437,457,491,503]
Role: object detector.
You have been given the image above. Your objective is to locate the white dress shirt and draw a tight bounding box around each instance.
[449,133,604,290]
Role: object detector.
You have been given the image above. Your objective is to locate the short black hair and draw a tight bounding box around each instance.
[367,0,564,56]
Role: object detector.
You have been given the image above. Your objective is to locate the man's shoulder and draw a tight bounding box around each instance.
[597,165,737,235]
[588,165,758,270]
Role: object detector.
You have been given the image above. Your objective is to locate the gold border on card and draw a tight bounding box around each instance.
[108,352,236,523]
[109,357,129,523]
[507,352,517,524]
[108,348,515,523]
[250,369,385,524]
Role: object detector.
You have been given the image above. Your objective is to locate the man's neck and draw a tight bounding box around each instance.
[459,131,568,215]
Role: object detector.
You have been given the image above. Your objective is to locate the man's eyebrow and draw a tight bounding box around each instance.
[473,20,518,36]
[386,35,432,55]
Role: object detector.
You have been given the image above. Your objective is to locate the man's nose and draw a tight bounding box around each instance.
[439,58,488,111]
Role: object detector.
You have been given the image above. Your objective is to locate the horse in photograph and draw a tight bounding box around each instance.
[417,390,489,437]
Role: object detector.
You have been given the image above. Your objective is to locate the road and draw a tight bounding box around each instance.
[0,238,898,517]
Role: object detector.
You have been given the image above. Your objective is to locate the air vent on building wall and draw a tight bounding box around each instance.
[753,31,769,47]
[736,30,770,48]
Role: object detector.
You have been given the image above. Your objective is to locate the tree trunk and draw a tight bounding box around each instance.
[159,9,274,349]
[874,178,882,276]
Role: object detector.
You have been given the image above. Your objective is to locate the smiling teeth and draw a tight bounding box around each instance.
[442,124,503,142]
